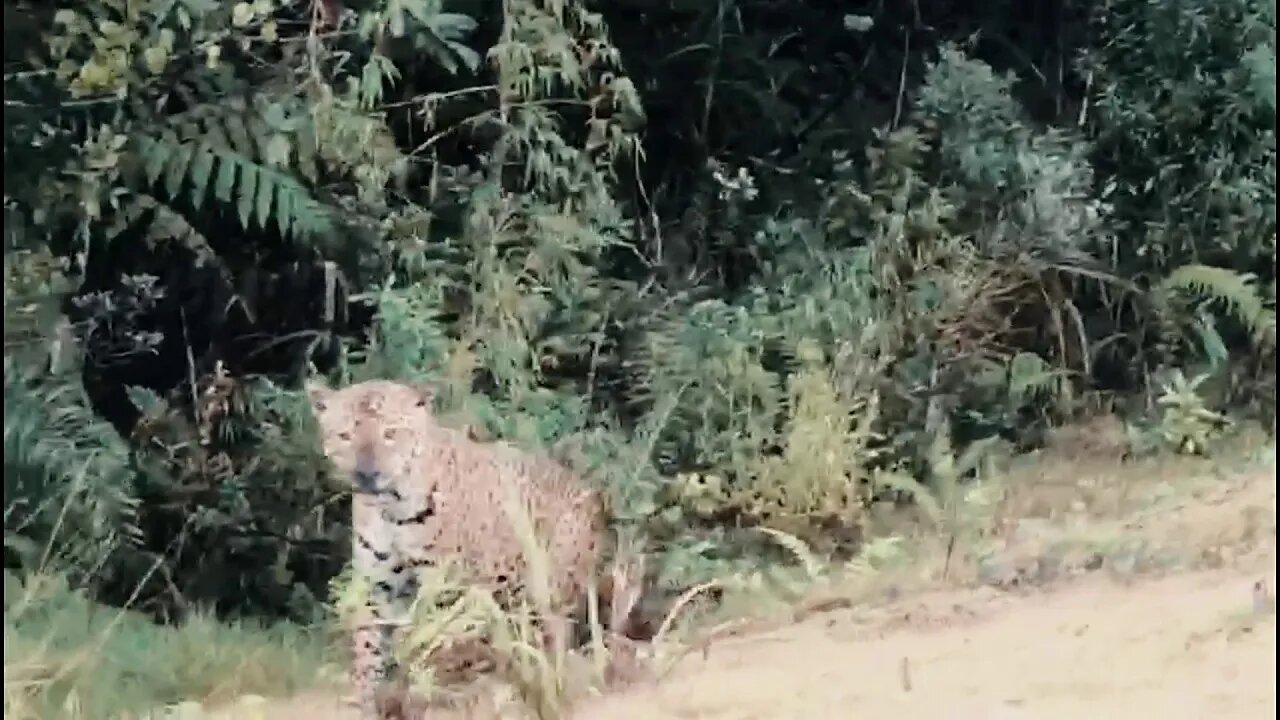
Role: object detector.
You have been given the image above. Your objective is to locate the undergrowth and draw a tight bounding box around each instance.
[3,418,1272,719]
[2,572,333,720]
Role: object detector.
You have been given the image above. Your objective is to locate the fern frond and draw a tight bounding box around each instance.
[102,193,215,252]
[871,470,943,525]
[1007,352,1061,403]
[133,127,332,239]
[1161,264,1277,349]
[756,527,824,582]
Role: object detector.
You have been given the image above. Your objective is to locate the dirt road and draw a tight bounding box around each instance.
[256,566,1275,720]
[576,461,1277,720]
[577,568,1276,720]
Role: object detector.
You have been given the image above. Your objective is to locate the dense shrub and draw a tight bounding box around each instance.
[2,0,1273,618]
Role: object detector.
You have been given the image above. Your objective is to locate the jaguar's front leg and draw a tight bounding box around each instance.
[351,612,399,715]
[350,498,403,717]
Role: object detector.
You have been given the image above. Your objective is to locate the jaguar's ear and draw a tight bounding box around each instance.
[305,379,332,413]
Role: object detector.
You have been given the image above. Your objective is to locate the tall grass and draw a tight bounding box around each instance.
[324,461,662,720]
[3,571,334,720]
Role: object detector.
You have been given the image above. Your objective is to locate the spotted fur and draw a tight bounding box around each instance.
[306,379,642,715]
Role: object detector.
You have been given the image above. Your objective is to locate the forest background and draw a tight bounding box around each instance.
[2,0,1276,713]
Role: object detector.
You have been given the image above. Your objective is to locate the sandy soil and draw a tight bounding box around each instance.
[238,457,1278,720]
[576,568,1276,720]
[245,565,1276,720]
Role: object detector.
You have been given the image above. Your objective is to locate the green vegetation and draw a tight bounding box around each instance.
[3,0,1275,716]
[4,572,332,719]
